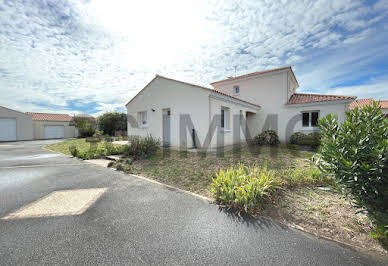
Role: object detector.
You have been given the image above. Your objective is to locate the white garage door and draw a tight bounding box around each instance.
[0,118,17,141]
[44,125,65,139]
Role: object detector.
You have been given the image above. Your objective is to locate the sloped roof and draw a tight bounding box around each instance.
[377,100,388,109]
[26,112,72,121]
[349,98,374,109]
[211,66,298,87]
[287,93,356,105]
[125,75,261,108]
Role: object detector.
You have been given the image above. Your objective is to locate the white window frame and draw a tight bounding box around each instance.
[301,111,319,130]
[138,111,148,128]
[221,106,230,132]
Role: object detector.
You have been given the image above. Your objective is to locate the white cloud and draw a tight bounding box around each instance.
[0,0,387,115]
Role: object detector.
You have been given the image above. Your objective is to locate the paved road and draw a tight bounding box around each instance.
[0,140,386,265]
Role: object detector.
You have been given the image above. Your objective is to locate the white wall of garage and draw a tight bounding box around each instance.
[32,121,75,139]
[0,106,33,141]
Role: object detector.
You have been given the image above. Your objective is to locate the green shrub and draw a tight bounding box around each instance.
[316,102,388,226]
[124,135,160,160]
[104,142,116,155]
[370,224,388,247]
[252,130,279,146]
[289,132,321,148]
[98,112,127,136]
[210,164,279,213]
[289,132,306,144]
[69,145,79,157]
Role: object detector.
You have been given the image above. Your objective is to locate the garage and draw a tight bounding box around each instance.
[27,112,75,140]
[44,125,65,139]
[0,118,17,141]
[0,106,33,141]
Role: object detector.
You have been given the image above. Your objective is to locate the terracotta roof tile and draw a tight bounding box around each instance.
[349,98,374,109]
[211,66,298,86]
[378,100,388,109]
[287,93,356,105]
[26,112,72,121]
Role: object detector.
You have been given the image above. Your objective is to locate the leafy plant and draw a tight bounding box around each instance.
[124,135,160,160]
[71,117,96,137]
[98,112,127,136]
[69,145,79,157]
[370,224,388,247]
[289,132,307,144]
[315,102,388,226]
[289,131,321,148]
[252,130,279,146]
[210,164,279,213]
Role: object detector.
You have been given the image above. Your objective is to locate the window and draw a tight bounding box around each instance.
[138,111,147,128]
[221,107,230,130]
[234,86,240,94]
[302,111,319,128]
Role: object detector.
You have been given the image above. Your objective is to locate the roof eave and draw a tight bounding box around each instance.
[285,98,355,108]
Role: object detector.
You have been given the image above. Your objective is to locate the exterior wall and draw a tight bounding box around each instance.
[32,121,75,139]
[208,96,257,148]
[213,71,289,139]
[126,77,258,150]
[0,106,33,141]
[281,102,349,141]
[213,71,350,143]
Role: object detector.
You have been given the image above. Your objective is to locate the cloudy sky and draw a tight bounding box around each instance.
[0,0,387,115]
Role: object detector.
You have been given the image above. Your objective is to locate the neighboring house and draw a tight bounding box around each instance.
[125,66,356,150]
[350,98,388,116]
[26,112,76,139]
[0,106,33,141]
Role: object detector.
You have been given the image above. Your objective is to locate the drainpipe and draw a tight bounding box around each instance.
[192,128,197,149]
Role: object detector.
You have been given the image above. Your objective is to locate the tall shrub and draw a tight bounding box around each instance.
[316,102,388,225]
[98,112,127,136]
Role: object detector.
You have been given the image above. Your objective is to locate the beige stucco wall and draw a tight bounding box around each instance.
[126,76,258,150]
[0,106,33,141]
[32,120,75,139]
[213,70,351,142]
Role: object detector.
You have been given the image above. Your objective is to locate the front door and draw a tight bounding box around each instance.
[162,109,171,147]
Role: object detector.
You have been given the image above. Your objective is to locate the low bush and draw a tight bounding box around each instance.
[210,164,279,213]
[289,131,321,148]
[252,130,279,146]
[69,145,79,157]
[124,135,160,160]
[289,132,306,144]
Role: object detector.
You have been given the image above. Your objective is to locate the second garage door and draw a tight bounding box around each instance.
[0,118,16,141]
[44,125,65,139]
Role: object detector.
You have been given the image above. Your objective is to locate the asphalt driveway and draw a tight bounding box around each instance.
[0,140,386,265]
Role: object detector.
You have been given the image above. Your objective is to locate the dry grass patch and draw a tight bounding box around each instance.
[262,187,387,255]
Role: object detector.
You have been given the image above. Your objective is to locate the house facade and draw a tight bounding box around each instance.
[126,66,356,150]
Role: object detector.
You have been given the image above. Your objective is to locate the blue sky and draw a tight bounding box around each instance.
[0,0,387,115]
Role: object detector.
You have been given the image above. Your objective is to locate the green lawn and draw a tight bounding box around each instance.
[45,138,119,156]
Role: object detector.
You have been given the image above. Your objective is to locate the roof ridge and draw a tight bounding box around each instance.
[26,111,71,116]
[211,66,297,86]
[293,92,356,98]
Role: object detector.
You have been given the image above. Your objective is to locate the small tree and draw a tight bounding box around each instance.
[316,102,388,227]
[98,112,127,136]
[71,117,96,137]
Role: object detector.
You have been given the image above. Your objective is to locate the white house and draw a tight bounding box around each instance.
[125,66,356,150]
